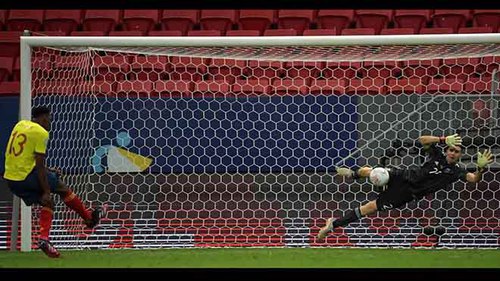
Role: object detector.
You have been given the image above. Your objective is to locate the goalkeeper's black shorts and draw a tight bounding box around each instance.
[375,168,416,211]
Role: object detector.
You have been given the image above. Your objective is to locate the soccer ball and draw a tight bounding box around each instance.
[369,167,389,187]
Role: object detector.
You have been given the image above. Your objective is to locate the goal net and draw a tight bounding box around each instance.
[18,34,500,249]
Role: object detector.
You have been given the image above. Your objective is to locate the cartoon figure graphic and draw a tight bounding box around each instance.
[91,131,153,173]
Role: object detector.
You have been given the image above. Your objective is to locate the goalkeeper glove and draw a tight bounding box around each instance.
[336,167,354,178]
[445,133,462,147]
[477,149,493,169]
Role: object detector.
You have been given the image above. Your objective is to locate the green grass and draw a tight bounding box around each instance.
[1,248,500,268]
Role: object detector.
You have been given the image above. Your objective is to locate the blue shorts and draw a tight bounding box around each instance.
[6,169,60,206]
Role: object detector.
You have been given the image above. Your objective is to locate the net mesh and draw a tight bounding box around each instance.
[26,41,500,249]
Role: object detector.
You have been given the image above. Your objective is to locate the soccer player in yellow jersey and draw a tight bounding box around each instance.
[4,106,106,258]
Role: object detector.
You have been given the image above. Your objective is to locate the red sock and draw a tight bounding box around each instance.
[64,191,92,221]
[39,207,53,241]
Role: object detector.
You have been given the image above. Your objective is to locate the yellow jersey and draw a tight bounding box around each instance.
[4,120,49,181]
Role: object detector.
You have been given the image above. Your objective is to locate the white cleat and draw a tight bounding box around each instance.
[317,217,334,240]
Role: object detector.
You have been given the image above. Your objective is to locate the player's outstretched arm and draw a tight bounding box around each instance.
[466,149,494,183]
[419,134,462,148]
[336,166,372,179]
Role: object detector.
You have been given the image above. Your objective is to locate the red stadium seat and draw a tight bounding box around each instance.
[70,31,106,36]
[199,10,238,33]
[154,80,194,97]
[109,30,145,36]
[476,56,500,75]
[43,10,82,35]
[160,10,199,35]
[277,9,315,35]
[355,10,394,35]
[148,30,183,36]
[394,10,432,33]
[347,78,387,95]
[386,78,425,94]
[94,55,130,81]
[0,31,22,57]
[0,10,6,30]
[472,10,500,32]
[284,61,324,79]
[464,76,498,94]
[232,78,271,96]
[341,28,375,35]
[238,10,276,35]
[458,26,494,34]
[321,61,362,79]
[316,10,354,35]
[426,77,464,93]
[303,29,337,36]
[225,30,260,36]
[35,31,65,36]
[169,57,208,81]
[122,10,159,33]
[419,27,454,34]
[115,80,154,97]
[83,10,121,34]
[207,58,246,82]
[440,57,481,80]
[245,60,284,80]
[362,61,401,79]
[129,55,169,81]
[263,28,298,36]
[380,28,415,35]
[193,80,233,97]
[0,56,14,82]
[6,10,44,31]
[309,79,347,95]
[187,30,222,36]
[35,80,95,96]
[0,81,20,96]
[432,10,471,33]
[402,59,441,78]
[271,78,310,95]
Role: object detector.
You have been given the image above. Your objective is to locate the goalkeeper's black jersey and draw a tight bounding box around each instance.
[401,144,468,198]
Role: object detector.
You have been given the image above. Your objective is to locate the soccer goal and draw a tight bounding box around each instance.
[13,33,500,251]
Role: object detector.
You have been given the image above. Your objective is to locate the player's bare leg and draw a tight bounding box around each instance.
[317,200,378,240]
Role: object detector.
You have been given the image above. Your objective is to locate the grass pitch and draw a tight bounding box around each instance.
[1,248,499,268]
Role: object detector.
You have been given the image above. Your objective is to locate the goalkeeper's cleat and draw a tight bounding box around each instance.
[85,204,108,229]
[317,217,334,240]
[38,239,60,258]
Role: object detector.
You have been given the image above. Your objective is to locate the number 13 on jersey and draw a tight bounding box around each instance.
[7,131,28,157]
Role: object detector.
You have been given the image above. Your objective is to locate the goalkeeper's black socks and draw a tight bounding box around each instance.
[332,207,363,228]
[351,167,361,180]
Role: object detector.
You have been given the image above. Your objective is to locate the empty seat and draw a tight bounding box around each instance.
[70,31,106,36]
[115,80,154,97]
[341,28,375,35]
[43,10,82,35]
[225,30,260,36]
[464,76,497,94]
[0,31,22,57]
[122,10,159,33]
[440,57,481,79]
[238,10,276,35]
[35,31,65,36]
[419,27,454,34]
[303,29,337,36]
[207,58,245,82]
[432,10,471,33]
[321,61,362,79]
[94,55,130,81]
[160,10,199,35]
[154,80,194,97]
[263,28,298,36]
[0,81,20,96]
[129,55,169,81]
[362,61,402,78]
[271,78,310,95]
[6,10,44,31]
[169,57,208,81]
[386,78,425,94]
[309,79,347,95]
[283,61,324,79]
[402,59,441,78]
[35,80,94,96]
[193,79,233,97]
[277,9,315,35]
[244,60,284,79]
[199,10,238,34]
[347,78,387,95]
[0,57,14,82]
[458,26,494,33]
[109,30,145,36]
[316,10,354,35]
[0,10,6,30]
[472,10,500,32]
[394,10,432,33]
[232,78,271,95]
[355,10,394,34]
[187,30,222,36]
[148,30,183,36]
[83,10,121,34]
[380,28,415,35]
[427,78,464,93]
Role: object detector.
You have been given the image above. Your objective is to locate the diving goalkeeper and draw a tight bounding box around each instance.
[317,133,494,240]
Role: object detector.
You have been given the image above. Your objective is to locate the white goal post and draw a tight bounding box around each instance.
[14,33,500,251]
